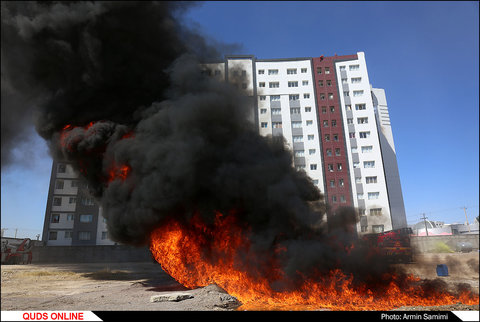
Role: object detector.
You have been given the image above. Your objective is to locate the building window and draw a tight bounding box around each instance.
[361,146,373,153]
[65,231,73,239]
[290,107,301,114]
[260,108,267,114]
[339,66,346,71]
[258,69,264,75]
[259,95,266,101]
[357,194,364,200]
[364,161,375,168]
[359,131,370,138]
[322,106,327,114]
[317,67,322,74]
[326,148,332,156]
[271,108,281,115]
[329,180,335,188]
[71,180,79,188]
[355,177,362,183]
[353,90,364,97]
[51,214,60,223]
[101,231,108,240]
[273,122,283,129]
[330,106,335,113]
[347,118,353,124]
[79,214,93,223]
[344,91,349,97]
[289,94,299,101]
[301,68,307,73]
[261,122,268,128]
[366,176,377,184]
[57,164,66,173]
[332,195,337,203]
[323,120,329,127]
[355,104,366,110]
[53,197,62,206]
[302,80,309,86]
[372,225,384,233]
[324,134,330,142]
[67,214,75,221]
[310,164,317,171]
[326,80,332,86]
[313,180,319,185]
[49,231,57,240]
[291,121,302,128]
[305,106,312,112]
[55,180,64,189]
[78,231,91,240]
[351,77,362,83]
[370,208,382,216]
[342,78,348,84]
[337,163,343,171]
[318,80,324,87]
[335,148,341,156]
[339,179,344,186]
[328,93,334,100]
[346,104,352,111]
[268,69,279,75]
[309,149,316,155]
[353,162,360,168]
[351,147,358,153]
[296,165,306,171]
[69,197,76,204]
[328,164,334,172]
[294,150,305,157]
[320,93,325,100]
[349,64,360,71]
[340,195,346,203]
[331,120,337,127]
[287,68,297,74]
[259,82,265,87]
[303,93,310,99]
[357,117,368,124]
[293,135,303,143]
[333,134,338,141]
[368,192,380,200]
[269,82,279,88]
[81,197,95,206]
[325,67,330,74]
[288,81,298,87]
[270,95,280,101]
[307,135,314,140]
[306,120,313,126]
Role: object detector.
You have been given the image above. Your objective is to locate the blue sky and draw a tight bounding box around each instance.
[1,1,479,239]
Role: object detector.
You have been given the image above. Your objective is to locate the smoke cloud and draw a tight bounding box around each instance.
[2,1,426,292]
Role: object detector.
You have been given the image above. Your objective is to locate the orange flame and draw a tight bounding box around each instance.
[108,163,131,182]
[150,212,478,310]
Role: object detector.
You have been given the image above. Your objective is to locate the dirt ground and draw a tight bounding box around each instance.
[1,252,479,311]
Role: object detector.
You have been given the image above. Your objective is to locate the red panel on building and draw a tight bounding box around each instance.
[312,54,357,214]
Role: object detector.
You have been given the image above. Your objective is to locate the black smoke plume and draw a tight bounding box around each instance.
[3,1,462,298]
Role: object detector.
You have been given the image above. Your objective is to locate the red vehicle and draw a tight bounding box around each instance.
[362,228,413,263]
[1,238,33,264]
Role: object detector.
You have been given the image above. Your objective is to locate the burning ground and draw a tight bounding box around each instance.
[1,1,478,310]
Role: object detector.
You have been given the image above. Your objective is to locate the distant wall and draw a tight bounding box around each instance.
[32,245,153,263]
[411,234,479,253]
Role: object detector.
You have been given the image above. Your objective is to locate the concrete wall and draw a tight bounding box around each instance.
[32,245,153,263]
[411,234,479,253]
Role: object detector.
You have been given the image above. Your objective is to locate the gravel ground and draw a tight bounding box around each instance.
[1,252,478,311]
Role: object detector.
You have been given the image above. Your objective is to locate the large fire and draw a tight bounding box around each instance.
[150,212,478,311]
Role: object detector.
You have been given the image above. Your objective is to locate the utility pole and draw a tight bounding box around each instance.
[421,213,429,236]
[463,207,471,232]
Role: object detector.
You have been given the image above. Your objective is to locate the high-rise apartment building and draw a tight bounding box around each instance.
[42,52,407,245]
